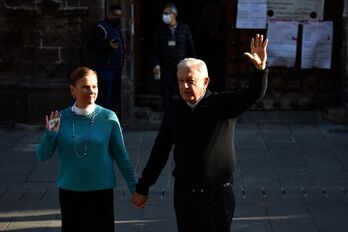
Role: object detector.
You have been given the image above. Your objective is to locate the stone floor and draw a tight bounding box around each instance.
[1,111,348,232]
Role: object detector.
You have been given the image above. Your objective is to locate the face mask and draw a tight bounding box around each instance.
[162,14,172,24]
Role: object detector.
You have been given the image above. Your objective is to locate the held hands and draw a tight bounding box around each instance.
[132,192,148,208]
[45,110,60,132]
[244,34,268,71]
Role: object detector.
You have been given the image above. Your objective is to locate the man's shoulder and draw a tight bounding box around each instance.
[96,19,114,31]
[96,18,107,25]
[177,21,190,30]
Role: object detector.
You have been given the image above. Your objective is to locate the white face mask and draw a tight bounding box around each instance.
[162,14,172,24]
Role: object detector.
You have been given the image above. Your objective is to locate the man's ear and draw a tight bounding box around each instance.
[204,77,210,87]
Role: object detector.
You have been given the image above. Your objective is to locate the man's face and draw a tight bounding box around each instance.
[162,7,175,23]
[108,9,122,23]
[177,65,209,104]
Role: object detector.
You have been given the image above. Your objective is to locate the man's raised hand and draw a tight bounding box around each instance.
[244,34,268,71]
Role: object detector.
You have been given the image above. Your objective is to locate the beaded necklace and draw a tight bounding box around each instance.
[71,110,96,158]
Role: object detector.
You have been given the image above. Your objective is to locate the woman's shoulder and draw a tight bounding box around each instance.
[95,105,119,121]
[59,106,73,116]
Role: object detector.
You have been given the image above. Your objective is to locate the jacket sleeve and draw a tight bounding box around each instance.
[215,68,268,119]
[109,112,137,193]
[88,25,113,53]
[136,112,173,196]
[36,129,58,161]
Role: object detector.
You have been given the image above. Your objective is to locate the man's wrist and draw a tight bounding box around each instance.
[256,63,266,71]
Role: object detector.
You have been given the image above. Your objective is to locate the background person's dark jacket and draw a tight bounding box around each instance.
[88,18,124,69]
[136,69,268,195]
[153,21,196,67]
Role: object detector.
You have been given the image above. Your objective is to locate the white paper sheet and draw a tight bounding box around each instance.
[236,0,267,29]
[267,0,325,21]
[267,21,299,67]
[301,21,333,69]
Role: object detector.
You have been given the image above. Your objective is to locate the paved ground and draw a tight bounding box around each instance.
[1,111,348,232]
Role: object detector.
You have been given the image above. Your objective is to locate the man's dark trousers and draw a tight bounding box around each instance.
[173,180,235,232]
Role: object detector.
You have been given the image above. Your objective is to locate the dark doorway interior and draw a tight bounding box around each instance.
[135,0,227,107]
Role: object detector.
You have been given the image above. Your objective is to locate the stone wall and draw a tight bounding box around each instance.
[0,0,89,124]
[0,0,135,124]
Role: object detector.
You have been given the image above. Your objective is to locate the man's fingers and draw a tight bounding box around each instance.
[250,38,254,51]
[244,52,254,61]
[259,34,263,47]
[255,34,260,47]
[263,38,269,49]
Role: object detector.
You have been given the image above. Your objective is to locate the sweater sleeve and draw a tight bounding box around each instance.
[136,111,173,196]
[215,68,268,119]
[36,129,58,161]
[109,112,137,193]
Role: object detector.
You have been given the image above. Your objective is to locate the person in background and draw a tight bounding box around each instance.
[36,67,136,232]
[132,34,268,232]
[152,3,196,110]
[88,4,125,115]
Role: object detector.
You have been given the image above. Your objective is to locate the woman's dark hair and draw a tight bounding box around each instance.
[70,67,97,86]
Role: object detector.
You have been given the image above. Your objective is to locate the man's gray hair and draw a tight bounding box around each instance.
[164,3,178,15]
[177,58,209,79]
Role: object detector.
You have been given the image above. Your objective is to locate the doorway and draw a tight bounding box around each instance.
[134,0,227,108]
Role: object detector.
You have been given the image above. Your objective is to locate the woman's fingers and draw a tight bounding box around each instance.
[49,110,59,120]
[45,115,49,128]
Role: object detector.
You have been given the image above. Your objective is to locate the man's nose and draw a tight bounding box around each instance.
[184,82,189,88]
[87,87,93,94]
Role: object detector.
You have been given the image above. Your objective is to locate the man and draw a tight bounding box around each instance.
[132,34,269,232]
[88,4,124,115]
[152,3,196,110]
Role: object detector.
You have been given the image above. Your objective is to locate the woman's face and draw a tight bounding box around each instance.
[70,74,98,108]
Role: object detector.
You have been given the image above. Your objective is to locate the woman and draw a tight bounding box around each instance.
[36,67,136,232]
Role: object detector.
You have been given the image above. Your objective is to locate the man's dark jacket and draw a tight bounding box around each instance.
[136,69,268,195]
[88,18,124,69]
[153,21,195,67]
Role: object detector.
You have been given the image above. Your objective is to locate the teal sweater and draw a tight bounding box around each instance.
[36,105,137,193]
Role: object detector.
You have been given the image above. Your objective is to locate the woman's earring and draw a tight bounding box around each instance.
[72,95,75,99]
